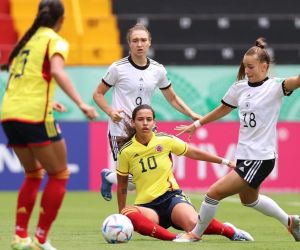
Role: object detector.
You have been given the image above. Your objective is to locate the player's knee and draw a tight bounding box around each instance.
[183,216,198,231]
[121,206,140,216]
[25,168,45,179]
[241,197,259,207]
[48,168,70,180]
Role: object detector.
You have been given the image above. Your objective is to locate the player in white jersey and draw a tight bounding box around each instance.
[174,37,300,242]
[93,23,200,201]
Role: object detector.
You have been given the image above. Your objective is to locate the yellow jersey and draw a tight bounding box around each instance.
[117,132,188,205]
[1,27,69,123]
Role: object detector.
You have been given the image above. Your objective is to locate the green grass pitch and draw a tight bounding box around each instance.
[0,191,299,249]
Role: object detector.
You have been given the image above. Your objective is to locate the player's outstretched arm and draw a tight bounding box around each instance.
[161,86,202,120]
[175,104,232,139]
[184,144,236,168]
[50,54,98,120]
[284,74,300,92]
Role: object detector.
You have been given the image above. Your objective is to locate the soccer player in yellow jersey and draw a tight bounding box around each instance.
[0,1,98,250]
[116,104,254,241]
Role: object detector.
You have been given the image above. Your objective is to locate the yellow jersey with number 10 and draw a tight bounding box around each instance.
[117,132,188,205]
[1,27,69,123]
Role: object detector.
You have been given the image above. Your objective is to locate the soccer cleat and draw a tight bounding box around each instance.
[173,232,201,242]
[288,215,300,241]
[29,238,57,250]
[224,222,254,241]
[11,235,32,250]
[100,168,113,201]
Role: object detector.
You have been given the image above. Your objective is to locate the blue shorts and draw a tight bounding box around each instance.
[1,120,63,147]
[138,189,194,230]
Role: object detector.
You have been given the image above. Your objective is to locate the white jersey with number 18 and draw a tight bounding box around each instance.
[222,77,291,160]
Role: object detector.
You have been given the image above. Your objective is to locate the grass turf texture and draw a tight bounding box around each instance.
[0,191,299,250]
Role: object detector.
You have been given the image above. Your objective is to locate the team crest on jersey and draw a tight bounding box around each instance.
[155,145,163,152]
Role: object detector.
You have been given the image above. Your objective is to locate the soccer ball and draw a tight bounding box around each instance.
[102,214,134,243]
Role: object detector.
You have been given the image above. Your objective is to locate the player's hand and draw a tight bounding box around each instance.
[52,101,66,112]
[227,160,236,168]
[79,103,99,120]
[174,123,197,141]
[110,110,124,123]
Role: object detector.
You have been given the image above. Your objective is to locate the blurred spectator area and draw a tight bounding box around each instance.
[112,0,300,65]
[1,0,300,66]
[0,0,122,65]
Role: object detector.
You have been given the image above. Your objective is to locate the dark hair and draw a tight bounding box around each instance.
[6,0,64,66]
[117,104,156,149]
[132,104,155,120]
[126,23,152,43]
[237,37,271,80]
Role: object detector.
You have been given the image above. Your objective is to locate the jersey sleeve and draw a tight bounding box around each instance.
[222,84,238,108]
[273,77,293,97]
[116,151,129,176]
[170,136,188,156]
[158,65,171,89]
[102,63,118,87]
[48,37,69,61]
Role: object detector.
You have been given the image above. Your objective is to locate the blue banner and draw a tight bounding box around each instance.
[0,122,89,190]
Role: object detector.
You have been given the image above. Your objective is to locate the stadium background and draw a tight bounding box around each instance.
[1,0,300,191]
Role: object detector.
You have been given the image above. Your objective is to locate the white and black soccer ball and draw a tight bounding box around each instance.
[102,214,134,243]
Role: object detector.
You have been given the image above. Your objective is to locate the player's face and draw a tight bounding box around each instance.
[128,30,151,58]
[243,54,268,83]
[132,109,155,136]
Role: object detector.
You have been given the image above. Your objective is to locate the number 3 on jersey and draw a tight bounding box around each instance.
[242,112,256,127]
[14,49,30,78]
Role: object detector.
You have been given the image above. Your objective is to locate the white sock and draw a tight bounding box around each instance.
[245,194,289,227]
[127,175,136,191]
[105,172,136,190]
[192,195,219,237]
[105,171,118,184]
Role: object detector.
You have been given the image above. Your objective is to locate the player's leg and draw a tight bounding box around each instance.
[170,191,253,242]
[100,134,135,201]
[174,171,247,242]
[10,147,44,250]
[121,206,176,240]
[238,159,299,241]
[30,139,69,248]
[240,187,299,241]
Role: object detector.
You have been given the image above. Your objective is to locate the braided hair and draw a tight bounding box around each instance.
[6,0,64,67]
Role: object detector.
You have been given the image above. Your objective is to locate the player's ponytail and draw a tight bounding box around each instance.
[117,122,137,149]
[7,0,64,66]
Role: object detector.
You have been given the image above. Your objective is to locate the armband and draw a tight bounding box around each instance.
[221,158,230,166]
[193,120,202,128]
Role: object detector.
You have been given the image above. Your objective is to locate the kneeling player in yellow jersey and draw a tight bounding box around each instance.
[116,104,254,242]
